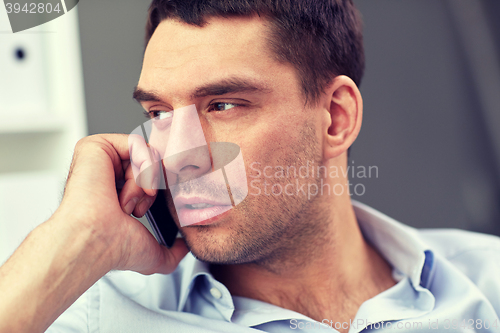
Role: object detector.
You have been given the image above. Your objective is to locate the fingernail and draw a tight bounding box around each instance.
[144,197,154,209]
[124,197,138,215]
[152,177,159,190]
[138,197,154,216]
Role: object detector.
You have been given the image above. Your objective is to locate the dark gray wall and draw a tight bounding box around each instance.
[78,0,500,235]
[78,0,150,135]
[350,0,500,235]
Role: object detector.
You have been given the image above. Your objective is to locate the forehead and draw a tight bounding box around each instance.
[148,15,270,56]
[138,16,284,99]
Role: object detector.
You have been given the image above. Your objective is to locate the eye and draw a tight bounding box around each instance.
[157,111,173,120]
[208,102,239,112]
[143,110,173,120]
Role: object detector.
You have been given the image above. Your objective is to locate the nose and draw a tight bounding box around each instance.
[163,105,212,182]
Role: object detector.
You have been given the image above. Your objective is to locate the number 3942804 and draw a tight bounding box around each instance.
[5,3,62,14]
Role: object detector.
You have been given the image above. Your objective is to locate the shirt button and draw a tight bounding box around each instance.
[210,287,222,299]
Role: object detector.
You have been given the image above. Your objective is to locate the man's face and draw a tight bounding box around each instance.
[137,16,328,264]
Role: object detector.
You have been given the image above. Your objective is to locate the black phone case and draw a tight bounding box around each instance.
[145,189,179,248]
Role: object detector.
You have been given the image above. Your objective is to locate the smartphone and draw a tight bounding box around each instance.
[145,188,179,248]
[130,124,179,248]
[144,161,179,248]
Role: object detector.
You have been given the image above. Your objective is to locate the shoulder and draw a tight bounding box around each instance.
[418,228,500,261]
[47,253,199,332]
[99,252,199,311]
[417,228,500,313]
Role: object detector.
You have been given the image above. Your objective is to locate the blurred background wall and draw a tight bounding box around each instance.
[77,0,500,235]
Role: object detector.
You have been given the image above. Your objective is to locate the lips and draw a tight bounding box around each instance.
[174,196,232,227]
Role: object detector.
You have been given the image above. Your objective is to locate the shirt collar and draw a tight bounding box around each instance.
[350,200,436,332]
[177,253,211,312]
[352,200,433,290]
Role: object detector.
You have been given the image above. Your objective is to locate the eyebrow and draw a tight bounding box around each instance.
[190,77,271,99]
[133,77,271,103]
[133,89,162,103]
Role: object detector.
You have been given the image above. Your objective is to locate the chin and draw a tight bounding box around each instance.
[182,232,234,263]
[182,229,259,265]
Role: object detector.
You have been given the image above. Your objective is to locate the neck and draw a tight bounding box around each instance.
[210,197,395,330]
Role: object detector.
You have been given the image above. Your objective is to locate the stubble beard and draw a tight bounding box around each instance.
[179,121,332,271]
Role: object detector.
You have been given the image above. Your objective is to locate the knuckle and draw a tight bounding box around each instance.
[74,134,102,151]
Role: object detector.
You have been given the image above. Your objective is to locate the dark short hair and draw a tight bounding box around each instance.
[145,0,364,105]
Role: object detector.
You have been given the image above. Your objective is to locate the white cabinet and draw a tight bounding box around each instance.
[0,7,87,263]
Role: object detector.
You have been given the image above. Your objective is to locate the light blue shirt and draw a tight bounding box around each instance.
[47,201,500,332]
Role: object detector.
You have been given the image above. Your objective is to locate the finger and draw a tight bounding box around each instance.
[64,135,129,201]
[119,178,146,216]
[154,238,190,275]
[128,134,161,196]
[122,163,160,218]
[66,134,133,195]
[94,134,134,179]
[132,194,155,218]
[120,159,160,216]
[137,160,160,195]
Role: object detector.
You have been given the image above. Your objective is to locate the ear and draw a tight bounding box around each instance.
[322,75,363,160]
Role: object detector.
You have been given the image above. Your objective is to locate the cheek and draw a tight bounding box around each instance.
[240,122,304,176]
[220,145,248,204]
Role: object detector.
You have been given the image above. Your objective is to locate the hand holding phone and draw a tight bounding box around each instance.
[127,131,179,248]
